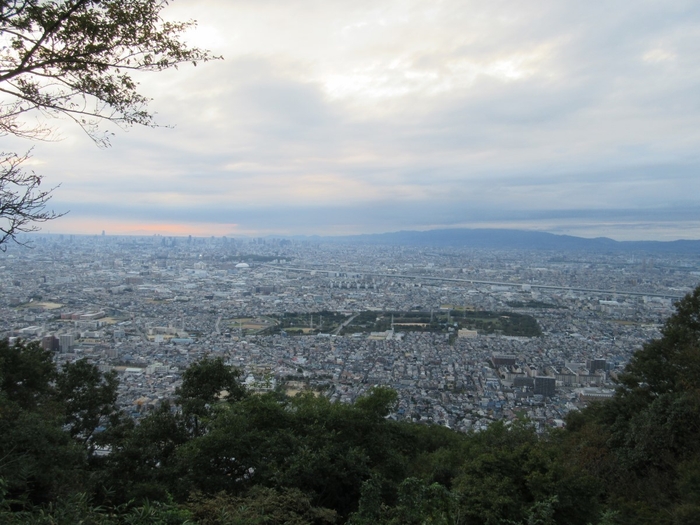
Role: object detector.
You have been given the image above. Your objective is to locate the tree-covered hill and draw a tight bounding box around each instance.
[3,288,700,523]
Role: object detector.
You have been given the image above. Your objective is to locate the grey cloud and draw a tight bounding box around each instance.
[18,1,700,240]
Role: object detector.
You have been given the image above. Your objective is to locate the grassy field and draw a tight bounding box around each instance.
[229,317,279,335]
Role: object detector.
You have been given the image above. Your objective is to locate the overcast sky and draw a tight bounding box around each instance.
[12,0,700,240]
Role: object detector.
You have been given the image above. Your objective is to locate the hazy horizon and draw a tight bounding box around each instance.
[23,225,700,244]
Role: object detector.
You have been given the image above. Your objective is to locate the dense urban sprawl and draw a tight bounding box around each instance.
[2,234,696,431]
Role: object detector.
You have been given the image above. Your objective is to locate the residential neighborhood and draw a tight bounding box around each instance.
[2,233,694,432]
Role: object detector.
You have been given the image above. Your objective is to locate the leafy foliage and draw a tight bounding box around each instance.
[186,487,337,525]
[0,0,216,142]
[55,358,121,449]
[0,337,55,410]
[175,356,246,436]
[564,286,700,524]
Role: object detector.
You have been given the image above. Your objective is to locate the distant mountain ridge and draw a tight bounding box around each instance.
[307,228,700,253]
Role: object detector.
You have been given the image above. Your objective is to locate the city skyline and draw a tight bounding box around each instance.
[8,0,700,241]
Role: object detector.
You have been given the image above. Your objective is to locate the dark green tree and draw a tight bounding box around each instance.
[0,338,56,411]
[565,285,700,524]
[0,340,86,506]
[354,387,398,419]
[617,286,700,398]
[55,358,120,452]
[175,356,246,435]
[102,402,189,504]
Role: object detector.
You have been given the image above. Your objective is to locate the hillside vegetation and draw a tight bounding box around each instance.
[3,287,700,524]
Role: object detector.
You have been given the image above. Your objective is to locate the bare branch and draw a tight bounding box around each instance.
[0,150,64,249]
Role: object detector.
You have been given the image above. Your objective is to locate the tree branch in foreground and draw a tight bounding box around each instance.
[0,150,63,249]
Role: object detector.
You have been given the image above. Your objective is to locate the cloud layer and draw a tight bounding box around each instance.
[13,0,700,240]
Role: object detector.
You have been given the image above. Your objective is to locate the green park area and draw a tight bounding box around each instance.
[506,299,566,309]
[251,309,541,337]
[340,309,542,337]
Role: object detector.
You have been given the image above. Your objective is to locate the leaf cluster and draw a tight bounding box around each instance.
[0,339,122,507]
[0,0,217,144]
[562,286,700,524]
